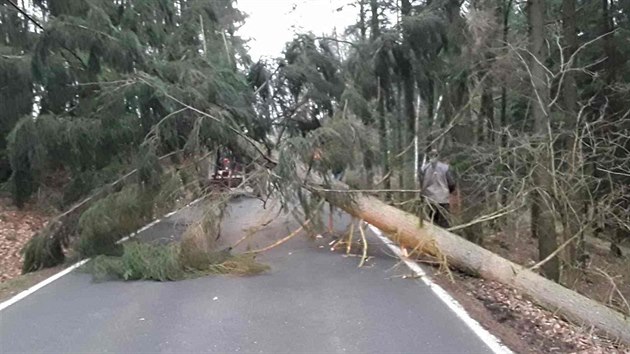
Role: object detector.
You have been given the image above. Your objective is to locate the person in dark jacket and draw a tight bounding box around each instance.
[420,149,458,228]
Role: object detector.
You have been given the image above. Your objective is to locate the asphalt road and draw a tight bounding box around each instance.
[1,197,497,353]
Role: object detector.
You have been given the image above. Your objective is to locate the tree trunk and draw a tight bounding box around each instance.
[287,133,630,343]
[500,0,512,149]
[401,0,416,189]
[560,0,581,271]
[378,78,391,193]
[359,0,367,41]
[316,187,630,344]
[498,0,513,208]
[368,0,382,189]
[477,0,497,145]
[396,82,405,198]
[528,0,559,282]
[369,0,380,40]
[480,78,494,144]
[601,0,616,85]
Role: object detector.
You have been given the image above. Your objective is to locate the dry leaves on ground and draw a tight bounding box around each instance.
[469,278,629,353]
[0,198,49,282]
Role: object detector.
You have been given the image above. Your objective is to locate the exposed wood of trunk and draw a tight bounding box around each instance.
[318,187,630,343]
[244,137,630,344]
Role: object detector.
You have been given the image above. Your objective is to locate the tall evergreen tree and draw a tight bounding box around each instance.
[0,2,35,184]
[7,0,260,208]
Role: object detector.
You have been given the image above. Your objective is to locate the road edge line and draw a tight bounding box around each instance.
[0,259,89,312]
[368,224,513,354]
[0,196,207,312]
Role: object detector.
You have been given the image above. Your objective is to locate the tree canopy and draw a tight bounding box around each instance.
[1,0,629,290]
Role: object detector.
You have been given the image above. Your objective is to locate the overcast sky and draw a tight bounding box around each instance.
[237,0,356,60]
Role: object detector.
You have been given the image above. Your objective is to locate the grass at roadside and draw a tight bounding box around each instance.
[0,266,64,303]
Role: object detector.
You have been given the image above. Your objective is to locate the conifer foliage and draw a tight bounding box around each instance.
[1,0,269,271]
[2,0,629,288]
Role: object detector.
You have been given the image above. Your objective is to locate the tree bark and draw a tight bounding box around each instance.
[377,78,391,193]
[601,0,616,85]
[560,0,581,270]
[477,0,496,145]
[396,81,405,198]
[528,0,560,282]
[361,0,381,187]
[359,0,367,41]
[315,183,630,344]
[480,78,494,144]
[500,0,512,149]
[295,136,629,342]
[369,0,380,40]
[401,0,416,189]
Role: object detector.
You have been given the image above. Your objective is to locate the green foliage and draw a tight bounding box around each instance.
[0,5,36,182]
[340,85,372,121]
[21,229,66,273]
[276,34,344,128]
[85,242,269,282]
[88,243,183,281]
[7,118,40,208]
[153,170,189,214]
[0,54,33,153]
[77,184,154,257]
[7,0,260,210]
[62,165,123,206]
[402,10,447,60]
[307,115,377,177]
[6,113,143,207]
[21,157,206,273]
[11,0,629,291]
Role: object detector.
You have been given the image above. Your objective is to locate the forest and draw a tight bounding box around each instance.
[1,0,629,345]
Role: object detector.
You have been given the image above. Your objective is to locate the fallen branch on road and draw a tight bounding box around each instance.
[232,218,275,249]
[245,219,312,254]
[358,221,368,268]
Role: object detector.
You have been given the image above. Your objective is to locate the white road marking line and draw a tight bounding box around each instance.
[367,224,513,354]
[1,196,513,354]
[0,259,89,312]
[0,196,208,312]
[117,196,206,244]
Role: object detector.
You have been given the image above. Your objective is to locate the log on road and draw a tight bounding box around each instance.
[318,188,630,344]
[240,139,630,343]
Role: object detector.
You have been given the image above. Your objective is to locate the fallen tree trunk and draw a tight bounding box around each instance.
[315,186,630,344]
[234,137,630,343]
[584,236,630,258]
[159,91,630,343]
[39,90,622,341]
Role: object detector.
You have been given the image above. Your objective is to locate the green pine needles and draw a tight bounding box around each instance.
[86,243,269,282]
